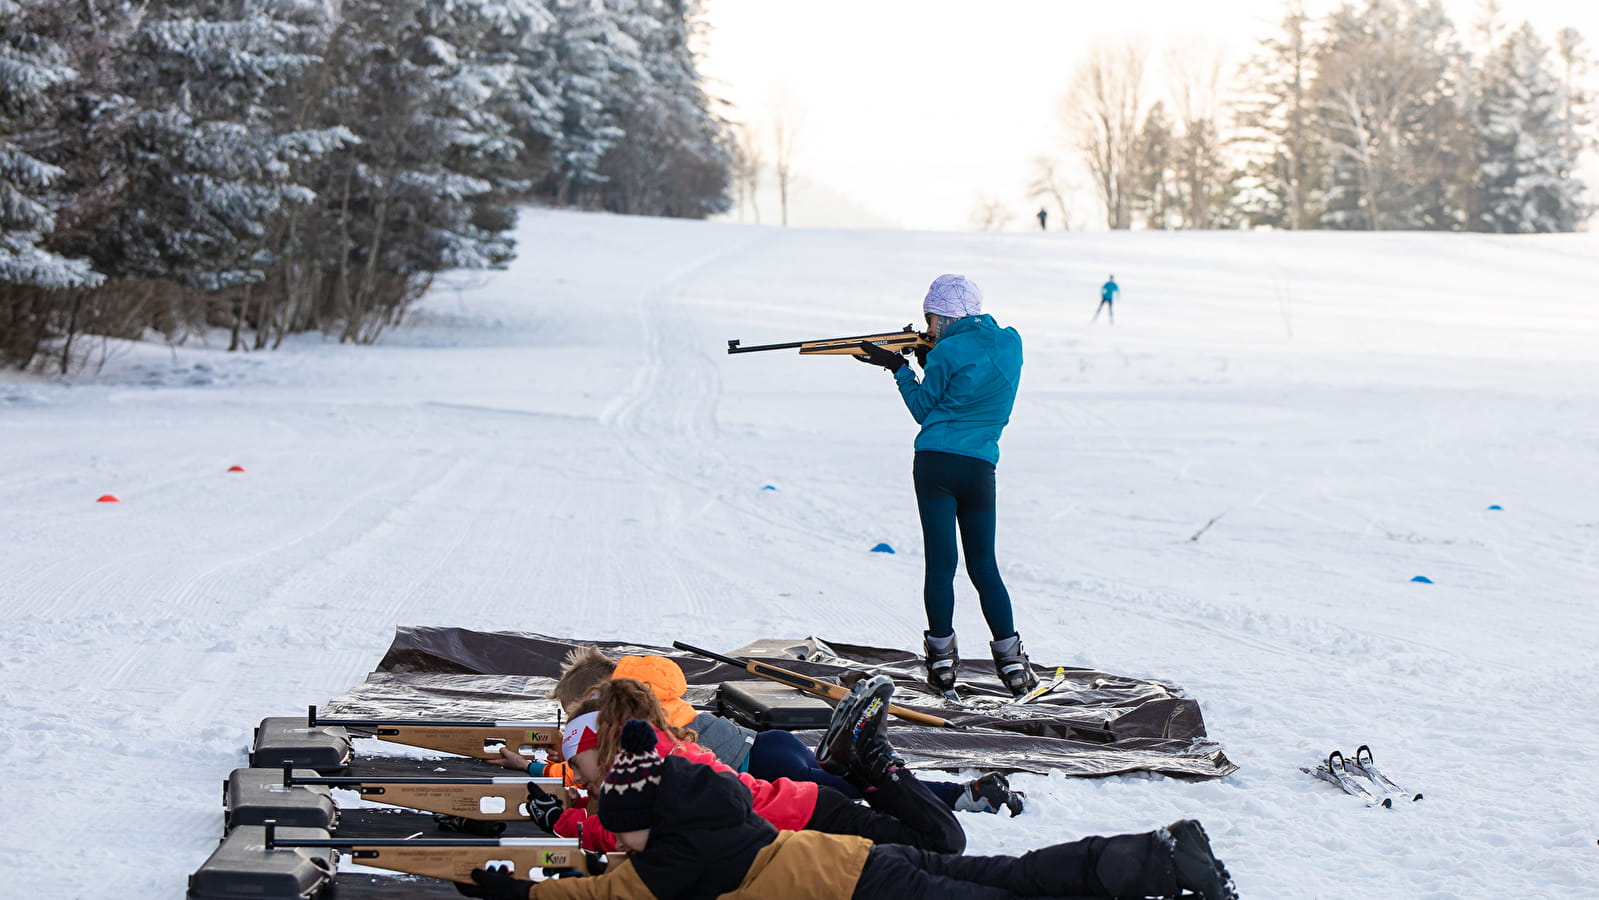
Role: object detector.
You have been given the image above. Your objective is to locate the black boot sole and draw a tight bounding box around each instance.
[1167,819,1237,900]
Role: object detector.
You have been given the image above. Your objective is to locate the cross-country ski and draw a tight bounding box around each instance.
[1016,667,1069,704]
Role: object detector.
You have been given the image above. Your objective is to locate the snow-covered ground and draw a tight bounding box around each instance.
[3,210,1598,898]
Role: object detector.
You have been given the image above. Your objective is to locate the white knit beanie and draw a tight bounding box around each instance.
[923,274,983,318]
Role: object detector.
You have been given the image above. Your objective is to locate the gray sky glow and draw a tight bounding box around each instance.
[696,0,1599,231]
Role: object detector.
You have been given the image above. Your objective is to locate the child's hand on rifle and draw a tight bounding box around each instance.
[485,745,532,772]
[526,782,566,832]
[854,341,906,372]
[456,865,534,899]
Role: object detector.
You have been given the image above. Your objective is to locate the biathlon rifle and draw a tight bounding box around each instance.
[281,765,570,819]
[726,324,932,356]
[308,705,561,761]
[263,820,594,884]
[672,641,958,730]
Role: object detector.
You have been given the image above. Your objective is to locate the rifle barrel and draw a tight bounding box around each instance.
[672,641,747,669]
[308,705,554,728]
[270,833,576,850]
[726,338,808,354]
[286,774,548,786]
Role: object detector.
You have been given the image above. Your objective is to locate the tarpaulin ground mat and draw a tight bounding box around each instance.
[323,627,1235,779]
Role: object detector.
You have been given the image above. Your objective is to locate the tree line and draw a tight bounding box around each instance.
[1052,0,1592,233]
[1,0,731,372]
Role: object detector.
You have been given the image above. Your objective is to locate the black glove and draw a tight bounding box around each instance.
[854,341,906,372]
[914,344,929,369]
[542,851,605,879]
[526,782,564,832]
[455,865,534,900]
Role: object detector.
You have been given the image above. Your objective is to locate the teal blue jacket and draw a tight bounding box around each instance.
[891,314,1022,465]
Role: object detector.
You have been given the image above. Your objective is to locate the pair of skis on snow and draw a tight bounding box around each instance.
[1302,745,1422,808]
[941,666,1068,705]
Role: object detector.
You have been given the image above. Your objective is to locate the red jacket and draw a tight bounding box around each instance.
[553,726,820,852]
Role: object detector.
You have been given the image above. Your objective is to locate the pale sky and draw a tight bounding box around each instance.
[695,0,1599,231]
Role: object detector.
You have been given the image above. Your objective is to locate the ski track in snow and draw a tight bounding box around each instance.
[2,211,1598,897]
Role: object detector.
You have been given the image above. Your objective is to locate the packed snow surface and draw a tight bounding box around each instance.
[3,210,1598,898]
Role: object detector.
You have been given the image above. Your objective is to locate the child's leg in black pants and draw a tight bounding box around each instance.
[851,831,1176,900]
[805,767,965,854]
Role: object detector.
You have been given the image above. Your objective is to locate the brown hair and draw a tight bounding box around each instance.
[550,645,617,707]
[594,678,698,775]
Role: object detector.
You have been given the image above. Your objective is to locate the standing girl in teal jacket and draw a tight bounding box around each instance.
[855,274,1037,697]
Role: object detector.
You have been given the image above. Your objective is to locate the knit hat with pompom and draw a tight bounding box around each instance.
[598,719,664,833]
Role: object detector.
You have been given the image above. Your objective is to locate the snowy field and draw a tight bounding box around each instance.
[2,209,1598,898]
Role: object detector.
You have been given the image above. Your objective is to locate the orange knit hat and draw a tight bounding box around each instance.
[613,654,695,728]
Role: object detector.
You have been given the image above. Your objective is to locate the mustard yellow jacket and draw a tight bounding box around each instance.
[525,830,872,900]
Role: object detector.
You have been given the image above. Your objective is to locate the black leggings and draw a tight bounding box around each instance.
[804,768,965,854]
[914,450,1013,639]
[747,730,963,808]
[851,830,1175,899]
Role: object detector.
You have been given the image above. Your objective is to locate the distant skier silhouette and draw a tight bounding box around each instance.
[1036,207,1048,231]
[1092,274,1118,324]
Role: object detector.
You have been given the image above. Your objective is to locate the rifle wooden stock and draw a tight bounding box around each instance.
[265,821,589,883]
[284,768,571,818]
[727,324,932,356]
[672,642,957,730]
[308,706,560,760]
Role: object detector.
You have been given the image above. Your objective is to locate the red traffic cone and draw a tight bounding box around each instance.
[227,465,246,473]
[96,494,120,503]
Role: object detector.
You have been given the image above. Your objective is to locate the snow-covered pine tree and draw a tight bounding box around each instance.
[0,0,102,292]
[1474,23,1589,232]
[87,0,344,308]
[536,0,630,207]
[0,0,113,370]
[596,0,732,218]
[483,1,562,201]
[293,0,531,343]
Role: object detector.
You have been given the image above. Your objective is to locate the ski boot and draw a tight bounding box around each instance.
[1163,819,1238,900]
[952,772,1025,816]
[923,631,959,700]
[815,674,895,778]
[990,633,1039,697]
[853,730,907,790]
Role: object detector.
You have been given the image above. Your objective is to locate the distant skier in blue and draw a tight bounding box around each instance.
[1092,275,1118,324]
[853,274,1038,698]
